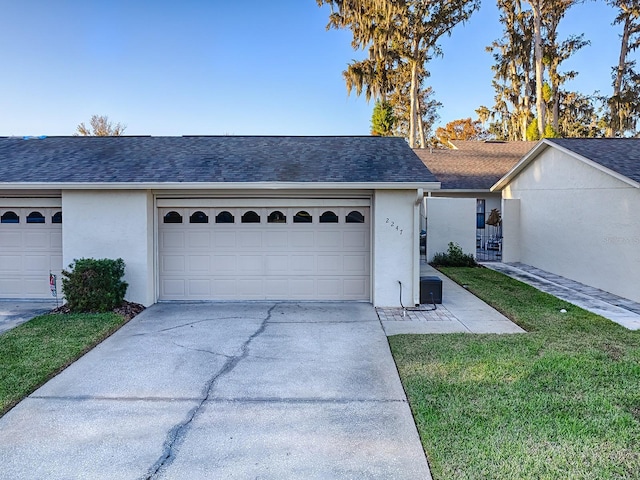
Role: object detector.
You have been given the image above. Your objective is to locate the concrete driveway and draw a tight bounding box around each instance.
[0,302,431,479]
[0,300,57,334]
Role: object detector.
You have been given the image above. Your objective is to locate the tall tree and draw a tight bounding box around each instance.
[607,0,640,137]
[436,118,484,143]
[485,0,534,140]
[542,1,588,132]
[388,73,442,144]
[317,0,479,147]
[371,100,396,135]
[559,92,606,137]
[321,0,399,103]
[75,115,126,136]
[521,0,584,137]
[524,0,547,137]
[487,0,588,139]
[400,0,480,147]
[475,105,491,131]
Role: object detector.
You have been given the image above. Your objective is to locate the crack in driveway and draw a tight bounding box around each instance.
[155,316,250,333]
[129,316,251,337]
[169,340,234,359]
[169,339,282,361]
[142,303,277,480]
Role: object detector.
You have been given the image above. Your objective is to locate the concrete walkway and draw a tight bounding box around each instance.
[378,263,525,335]
[0,300,57,334]
[482,262,640,331]
[0,302,431,480]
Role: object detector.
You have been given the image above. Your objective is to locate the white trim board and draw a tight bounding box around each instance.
[157,198,371,208]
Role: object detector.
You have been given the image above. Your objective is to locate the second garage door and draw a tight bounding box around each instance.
[158,203,370,301]
[0,206,63,299]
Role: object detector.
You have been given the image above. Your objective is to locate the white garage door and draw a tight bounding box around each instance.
[158,203,370,301]
[0,207,63,299]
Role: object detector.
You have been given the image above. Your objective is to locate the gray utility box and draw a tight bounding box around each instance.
[420,276,443,304]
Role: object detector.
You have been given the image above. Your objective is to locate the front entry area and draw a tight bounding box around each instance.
[157,200,371,301]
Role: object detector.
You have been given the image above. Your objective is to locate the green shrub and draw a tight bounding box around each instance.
[431,242,477,267]
[62,258,128,312]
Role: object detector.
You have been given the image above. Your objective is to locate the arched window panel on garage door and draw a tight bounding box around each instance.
[52,211,62,224]
[164,211,183,224]
[215,211,235,223]
[189,211,209,224]
[320,211,339,223]
[346,210,365,223]
[157,202,371,301]
[241,211,260,223]
[268,210,287,223]
[27,211,46,224]
[1,211,19,223]
[293,210,312,223]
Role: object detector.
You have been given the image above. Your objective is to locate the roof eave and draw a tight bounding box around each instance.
[490,139,550,191]
[432,188,497,193]
[0,181,442,191]
[491,138,640,191]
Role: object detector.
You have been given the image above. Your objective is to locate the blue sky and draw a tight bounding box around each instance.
[0,1,630,137]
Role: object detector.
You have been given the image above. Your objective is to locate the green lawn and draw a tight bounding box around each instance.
[0,312,128,416]
[390,267,640,479]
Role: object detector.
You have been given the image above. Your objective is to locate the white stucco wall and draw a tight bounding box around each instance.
[61,190,155,306]
[501,199,521,262]
[425,197,476,261]
[502,147,640,303]
[429,192,501,227]
[430,191,501,207]
[373,190,420,307]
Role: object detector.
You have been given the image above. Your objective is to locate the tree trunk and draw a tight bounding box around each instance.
[409,58,418,148]
[521,92,530,141]
[531,1,546,137]
[552,86,560,132]
[417,107,426,148]
[409,37,420,148]
[550,59,560,132]
[549,60,560,132]
[609,14,631,137]
[519,57,531,141]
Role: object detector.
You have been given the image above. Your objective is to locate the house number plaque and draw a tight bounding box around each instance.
[385,218,403,235]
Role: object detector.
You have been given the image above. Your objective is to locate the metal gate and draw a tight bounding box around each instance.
[476,199,502,262]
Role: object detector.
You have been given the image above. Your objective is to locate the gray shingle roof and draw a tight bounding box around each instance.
[413,141,536,189]
[0,136,437,184]
[547,138,640,184]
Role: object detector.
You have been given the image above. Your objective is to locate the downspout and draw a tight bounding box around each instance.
[413,188,424,305]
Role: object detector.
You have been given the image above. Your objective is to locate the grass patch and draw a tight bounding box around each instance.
[390,267,640,479]
[0,312,128,416]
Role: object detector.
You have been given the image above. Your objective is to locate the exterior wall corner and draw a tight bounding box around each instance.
[372,190,418,307]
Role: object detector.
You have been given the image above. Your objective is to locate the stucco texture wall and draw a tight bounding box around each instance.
[425,197,476,261]
[373,190,420,307]
[502,147,640,303]
[429,192,501,228]
[61,190,155,306]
